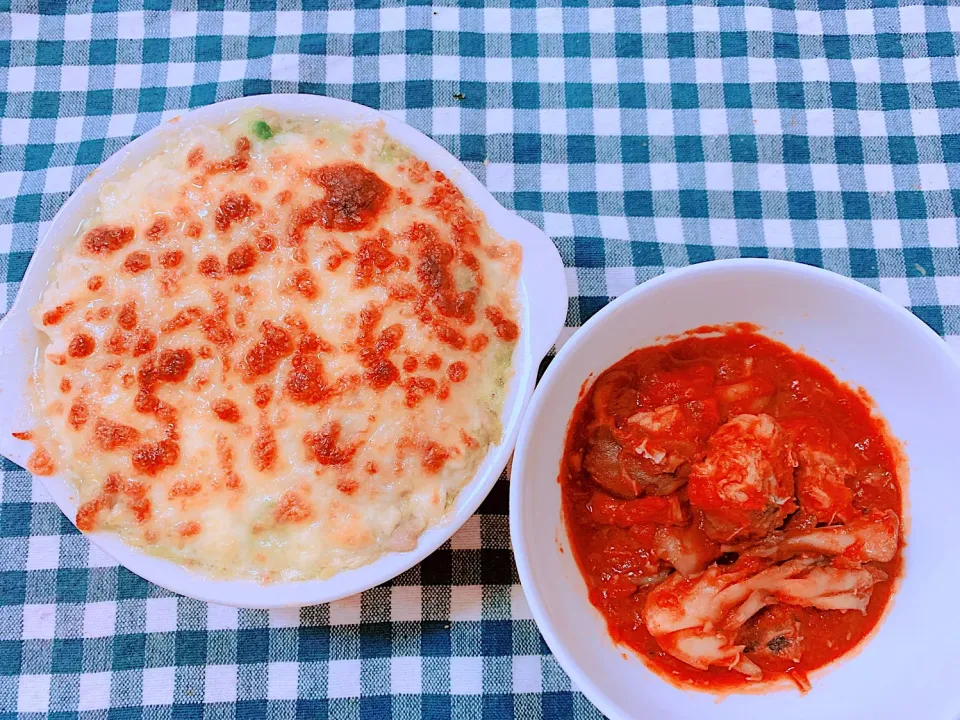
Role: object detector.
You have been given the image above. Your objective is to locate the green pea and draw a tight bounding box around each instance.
[252,120,273,140]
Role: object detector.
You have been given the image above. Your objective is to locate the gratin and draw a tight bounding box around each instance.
[26,111,522,582]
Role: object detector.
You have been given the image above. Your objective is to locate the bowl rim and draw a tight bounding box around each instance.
[509,257,960,720]
[0,93,568,608]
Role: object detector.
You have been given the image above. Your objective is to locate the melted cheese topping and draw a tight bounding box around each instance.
[31,112,521,581]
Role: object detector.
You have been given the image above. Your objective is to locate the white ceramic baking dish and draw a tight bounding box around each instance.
[0,94,567,608]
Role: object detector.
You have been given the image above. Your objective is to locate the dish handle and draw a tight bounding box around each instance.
[511,215,568,360]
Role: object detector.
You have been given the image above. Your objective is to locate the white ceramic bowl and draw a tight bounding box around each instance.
[0,94,567,608]
[511,259,960,720]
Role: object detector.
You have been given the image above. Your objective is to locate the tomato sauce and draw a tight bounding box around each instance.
[560,326,904,693]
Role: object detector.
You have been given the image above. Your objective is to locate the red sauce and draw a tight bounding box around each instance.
[423,172,482,248]
[404,160,430,184]
[356,305,382,346]
[157,348,194,383]
[133,389,159,417]
[160,307,202,333]
[287,268,318,300]
[42,302,74,326]
[159,250,183,269]
[560,327,904,693]
[75,497,106,531]
[133,329,156,357]
[403,376,437,408]
[201,137,250,180]
[275,490,312,523]
[423,171,466,222]
[122,251,152,274]
[305,162,391,232]
[256,233,277,252]
[102,473,122,494]
[433,322,466,350]
[355,315,402,392]
[303,422,358,466]
[337,478,360,495]
[132,439,180,476]
[27,447,55,476]
[252,423,278,472]
[93,417,141,451]
[117,301,137,330]
[199,314,235,348]
[87,275,104,292]
[485,306,519,342]
[354,231,399,288]
[437,381,450,401]
[76,473,144,532]
[184,221,203,239]
[211,398,241,423]
[79,477,151,530]
[121,478,147,499]
[169,479,202,498]
[422,441,449,474]
[389,283,417,302]
[322,243,348,272]
[130,497,152,523]
[285,345,332,406]
[241,321,294,382]
[104,328,130,355]
[461,252,480,272]
[375,324,402,355]
[178,520,201,537]
[145,216,169,242]
[300,332,329,353]
[216,192,258,232]
[198,255,223,279]
[186,147,204,168]
[226,242,258,275]
[82,225,134,256]
[137,349,192,397]
[447,361,468,383]
[68,399,89,430]
[158,271,180,298]
[410,222,478,324]
[254,384,273,408]
[68,333,96,358]
[216,435,234,469]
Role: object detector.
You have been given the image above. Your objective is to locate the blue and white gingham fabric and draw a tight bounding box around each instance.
[1,2,959,717]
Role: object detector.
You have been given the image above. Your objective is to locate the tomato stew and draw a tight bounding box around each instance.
[560,325,903,693]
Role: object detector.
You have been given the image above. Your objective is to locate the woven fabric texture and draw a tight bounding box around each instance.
[1,2,959,718]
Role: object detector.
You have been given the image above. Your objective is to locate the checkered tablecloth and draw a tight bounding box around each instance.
[2,2,959,718]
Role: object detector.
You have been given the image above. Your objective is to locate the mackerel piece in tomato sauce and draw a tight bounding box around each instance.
[560,326,904,693]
